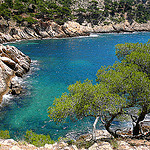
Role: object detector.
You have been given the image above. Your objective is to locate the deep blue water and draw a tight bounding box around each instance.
[1,32,150,140]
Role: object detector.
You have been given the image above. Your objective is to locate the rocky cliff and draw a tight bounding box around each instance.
[0,44,31,103]
[0,20,150,43]
[0,20,92,43]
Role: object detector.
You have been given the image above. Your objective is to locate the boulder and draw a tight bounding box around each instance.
[9,77,22,95]
[47,22,66,38]
[63,21,90,36]
[0,57,17,71]
[2,45,31,73]
[39,31,50,38]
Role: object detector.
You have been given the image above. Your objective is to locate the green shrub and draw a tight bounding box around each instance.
[25,130,55,147]
[0,130,10,139]
[13,15,23,23]
[24,17,37,25]
[13,1,26,13]
[110,139,118,149]
[103,21,110,25]
[76,8,86,13]
[5,0,13,8]
[0,9,12,20]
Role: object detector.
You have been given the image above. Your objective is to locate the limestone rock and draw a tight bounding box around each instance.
[88,143,98,150]
[0,19,149,43]
[117,141,134,150]
[0,139,17,145]
[72,145,78,150]
[39,31,50,38]
[63,21,90,36]
[1,33,14,42]
[132,21,150,31]
[44,144,53,149]
[17,29,31,39]
[24,27,39,38]
[9,77,22,95]
[95,130,111,140]
[0,17,9,33]
[93,24,114,33]
[0,57,17,71]
[113,23,125,32]
[0,44,31,103]
[10,146,21,150]
[98,142,113,150]
[47,21,66,38]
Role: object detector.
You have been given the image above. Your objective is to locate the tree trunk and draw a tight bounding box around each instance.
[92,116,99,141]
[133,106,147,136]
[103,111,122,138]
[104,120,121,138]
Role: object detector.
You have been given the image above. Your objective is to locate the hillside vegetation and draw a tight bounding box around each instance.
[0,0,149,27]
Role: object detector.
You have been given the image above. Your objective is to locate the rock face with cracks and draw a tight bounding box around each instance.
[0,44,31,103]
[0,20,150,44]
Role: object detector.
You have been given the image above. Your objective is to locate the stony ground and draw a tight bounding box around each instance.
[0,130,150,150]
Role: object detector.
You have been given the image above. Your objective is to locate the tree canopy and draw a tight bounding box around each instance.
[48,41,150,139]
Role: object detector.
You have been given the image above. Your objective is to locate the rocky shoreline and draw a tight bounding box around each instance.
[0,130,149,150]
[0,20,150,43]
[0,44,31,104]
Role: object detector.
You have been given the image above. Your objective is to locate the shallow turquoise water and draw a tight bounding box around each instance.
[1,32,150,140]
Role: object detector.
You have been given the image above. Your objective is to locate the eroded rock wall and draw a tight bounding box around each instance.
[0,20,150,44]
[0,44,31,103]
[0,21,92,43]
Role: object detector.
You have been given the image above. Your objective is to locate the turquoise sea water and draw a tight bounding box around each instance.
[1,32,150,140]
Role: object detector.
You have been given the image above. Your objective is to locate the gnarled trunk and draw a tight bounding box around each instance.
[104,115,121,138]
[101,111,123,138]
[133,106,147,136]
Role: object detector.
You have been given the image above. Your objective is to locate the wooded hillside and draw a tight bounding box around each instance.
[0,0,149,26]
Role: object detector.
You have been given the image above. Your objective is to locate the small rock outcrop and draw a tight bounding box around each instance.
[63,21,92,36]
[0,44,31,103]
[93,20,150,33]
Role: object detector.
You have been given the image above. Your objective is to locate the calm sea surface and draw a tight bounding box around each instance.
[1,32,150,140]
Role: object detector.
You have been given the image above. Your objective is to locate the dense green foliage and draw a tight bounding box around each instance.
[76,0,150,24]
[0,130,10,139]
[97,41,150,135]
[48,41,150,138]
[0,0,149,26]
[104,0,150,23]
[25,130,54,147]
[48,79,126,122]
[0,0,73,25]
